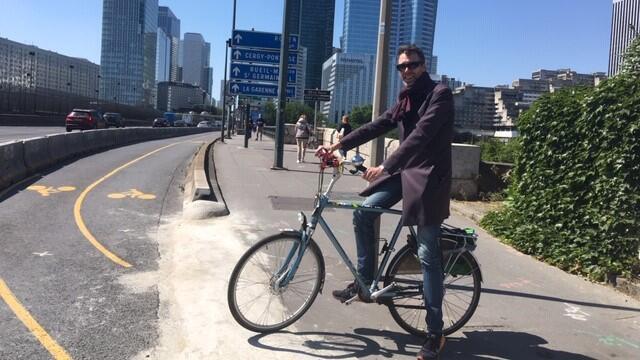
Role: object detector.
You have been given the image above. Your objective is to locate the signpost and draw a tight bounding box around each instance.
[230,63,297,83]
[232,48,298,65]
[303,89,331,137]
[229,82,296,98]
[303,89,331,102]
[229,29,299,99]
[232,30,299,50]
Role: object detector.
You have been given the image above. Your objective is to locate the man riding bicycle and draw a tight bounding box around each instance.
[318,44,454,360]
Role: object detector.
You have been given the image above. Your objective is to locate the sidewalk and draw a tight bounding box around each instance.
[149,135,640,359]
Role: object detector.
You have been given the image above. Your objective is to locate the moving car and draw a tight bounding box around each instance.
[173,119,186,127]
[197,121,212,128]
[103,112,125,128]
[152,118,169,127]
[65,109,105,132]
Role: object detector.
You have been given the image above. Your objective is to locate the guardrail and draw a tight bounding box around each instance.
[0,127,213,192]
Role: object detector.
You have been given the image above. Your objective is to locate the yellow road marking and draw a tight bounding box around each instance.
[0,278,72,360]
[107,189,156,200]
[74,142,181,268]
[27,185,76,197]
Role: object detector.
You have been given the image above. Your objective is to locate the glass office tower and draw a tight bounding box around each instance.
[342,0,380,54]
[287,0,335,92]
[387,0,438,107]
[608,0,640,76]
[158,6,181,82]
[100,0,158,106]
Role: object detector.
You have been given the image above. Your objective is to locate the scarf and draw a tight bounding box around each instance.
[392,72,430,123]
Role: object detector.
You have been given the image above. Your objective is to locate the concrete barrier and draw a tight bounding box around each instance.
[183,141,228,219]
[0,141,27,190]
[22,137,54,174]
[0,127,213,192]
[47,133,70,163]
[64,131,85,158]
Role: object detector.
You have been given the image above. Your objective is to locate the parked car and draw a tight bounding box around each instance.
[103,112,125,128]
[197,121,212,128]
[152,118,169,127]
[65,109,105,132]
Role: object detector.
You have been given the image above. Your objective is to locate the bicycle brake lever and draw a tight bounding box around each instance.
[349,164,368,175]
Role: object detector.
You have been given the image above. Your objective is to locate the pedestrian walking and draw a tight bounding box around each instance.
[295,114,312,163]
[255,117,265,141]
[337,115,353,158]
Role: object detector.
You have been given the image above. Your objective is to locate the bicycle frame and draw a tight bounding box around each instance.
[276,163,412,299]
[275,160,478,301]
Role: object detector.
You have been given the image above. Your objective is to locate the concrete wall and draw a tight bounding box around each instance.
[260,124,480,198]
[319,127,480,199]
[0,127,213,191]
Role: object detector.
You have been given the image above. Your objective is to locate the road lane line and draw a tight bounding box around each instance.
[0,278,72,360]
[74,142,182,268]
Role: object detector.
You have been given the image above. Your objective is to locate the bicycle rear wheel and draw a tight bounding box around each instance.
[227,233,325,333]
[384,241,481,336]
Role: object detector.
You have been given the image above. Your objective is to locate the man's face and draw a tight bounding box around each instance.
[397,52,426,86]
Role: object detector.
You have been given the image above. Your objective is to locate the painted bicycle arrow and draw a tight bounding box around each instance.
[229,82,296,98]
[230,63,297,84]
[232,30,299,50]
[232,48,298,65]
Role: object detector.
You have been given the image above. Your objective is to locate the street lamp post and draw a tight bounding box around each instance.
[221,38,230,143]
[28,51,36,113]
[273,0,293,169]
[67,64,74,111]
[96,74,101,109]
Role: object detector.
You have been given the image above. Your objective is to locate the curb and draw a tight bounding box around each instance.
[182,139,229,219]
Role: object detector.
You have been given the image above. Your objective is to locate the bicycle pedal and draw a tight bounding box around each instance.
[344,294,359,305]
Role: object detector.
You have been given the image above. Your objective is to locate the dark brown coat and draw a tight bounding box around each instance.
[340,78,454,226]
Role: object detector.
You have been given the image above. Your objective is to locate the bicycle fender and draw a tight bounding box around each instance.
[277,229,327,293]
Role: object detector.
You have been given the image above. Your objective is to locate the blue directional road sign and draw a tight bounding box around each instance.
[229,82,296,98]
[231,48,298,65]
[230,63,297,83]
[232,30,299,50]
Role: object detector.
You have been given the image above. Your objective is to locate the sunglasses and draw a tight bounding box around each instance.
[396,61,424,72]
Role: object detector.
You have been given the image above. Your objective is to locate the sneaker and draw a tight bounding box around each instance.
[332,282,359,303]
[296,160,301,163]
[417,333,445,360]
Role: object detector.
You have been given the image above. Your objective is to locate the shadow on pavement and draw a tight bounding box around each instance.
[482,287,640,313]
[248,328,596,359]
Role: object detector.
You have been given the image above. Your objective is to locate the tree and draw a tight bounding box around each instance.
[263,101,276,126]
[285,101,315,124]
[349,105,373,129]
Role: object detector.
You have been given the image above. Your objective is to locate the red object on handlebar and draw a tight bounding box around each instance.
[316,149,340,169]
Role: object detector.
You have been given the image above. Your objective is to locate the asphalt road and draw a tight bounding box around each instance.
[0,126,67,144]
[0,133,215,359]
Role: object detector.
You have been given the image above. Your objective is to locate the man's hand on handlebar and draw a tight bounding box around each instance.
[363,165,384,182]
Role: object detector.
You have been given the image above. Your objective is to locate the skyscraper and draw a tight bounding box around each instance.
[100,0,158,106]
[181,33,212,97]
[387,0,439,107]
[321,53,376,123]
[158,6,181,82]
[342,0,380,54]
[287,0,335,92]
[608,0,640,76]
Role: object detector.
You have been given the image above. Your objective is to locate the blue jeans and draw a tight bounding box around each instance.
[353,175,444,334]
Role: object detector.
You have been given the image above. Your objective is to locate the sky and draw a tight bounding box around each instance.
[0,0,613,100]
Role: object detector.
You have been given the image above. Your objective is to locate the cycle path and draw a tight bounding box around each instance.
[146,135,640,359]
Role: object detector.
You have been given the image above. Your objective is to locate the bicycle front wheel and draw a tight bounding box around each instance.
[227,233,325,333]
[384,242,481,336]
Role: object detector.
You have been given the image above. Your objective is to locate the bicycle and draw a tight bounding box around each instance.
[227,150,482,336]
